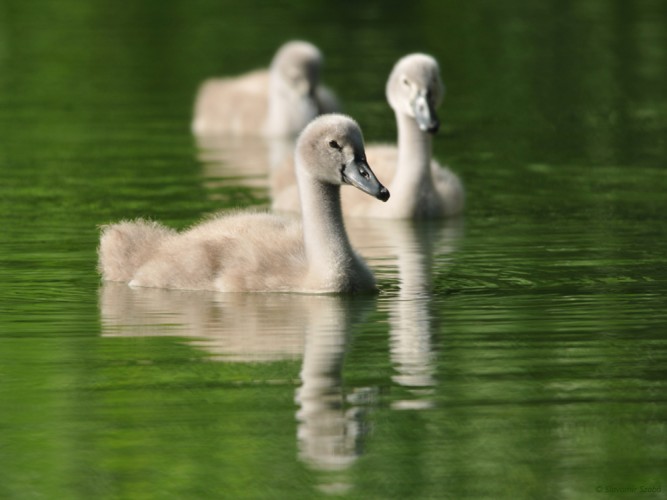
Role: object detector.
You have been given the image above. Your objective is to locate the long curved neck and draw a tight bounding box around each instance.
[297,164,356,288]
[390,112,435,210]
[266,75,318,137]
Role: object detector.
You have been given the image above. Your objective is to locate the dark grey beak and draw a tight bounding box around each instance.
[412,93,440,134]
[341,158,390,202]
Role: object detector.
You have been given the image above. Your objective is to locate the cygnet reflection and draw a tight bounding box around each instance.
[295,297,374,475]
[101,283,309,360]
[99,284,376,482]
[346,217,463,410]
[195,134,296,200]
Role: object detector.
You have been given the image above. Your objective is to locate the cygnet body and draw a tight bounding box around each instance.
[192,41,340,137]
[98,114,389,294]
[272,53,464,218]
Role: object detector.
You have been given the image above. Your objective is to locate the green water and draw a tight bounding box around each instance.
[1,1,666,499]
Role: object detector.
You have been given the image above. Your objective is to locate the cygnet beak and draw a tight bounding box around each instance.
[342,158,390,202]
[412,93,440,134]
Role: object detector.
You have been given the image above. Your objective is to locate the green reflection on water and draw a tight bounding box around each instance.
[1,0,667,499]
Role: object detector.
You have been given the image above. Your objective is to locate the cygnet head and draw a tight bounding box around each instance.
[296,114,390,202]
[270,40,324,97]
[386,53,445,134]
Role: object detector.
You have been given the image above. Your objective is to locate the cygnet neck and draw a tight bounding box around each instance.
[390,112,436,211]
[296,163,358,289]
[266,75,318,137]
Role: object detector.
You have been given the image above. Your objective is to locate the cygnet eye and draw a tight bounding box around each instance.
[328,140,342,150]
[402,76,410,87]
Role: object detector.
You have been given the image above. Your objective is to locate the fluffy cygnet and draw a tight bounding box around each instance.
[272,53,464,218]
[99,114,389,294]
[192,41,340,137]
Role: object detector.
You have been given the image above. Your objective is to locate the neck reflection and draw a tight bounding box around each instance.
[347,217,463,410]
[99,285,376,489]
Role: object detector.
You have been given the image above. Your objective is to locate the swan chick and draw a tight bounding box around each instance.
[346,53,464,218]
[272,53,464,218]
[99,114,389,294]
[192,40,341,137]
